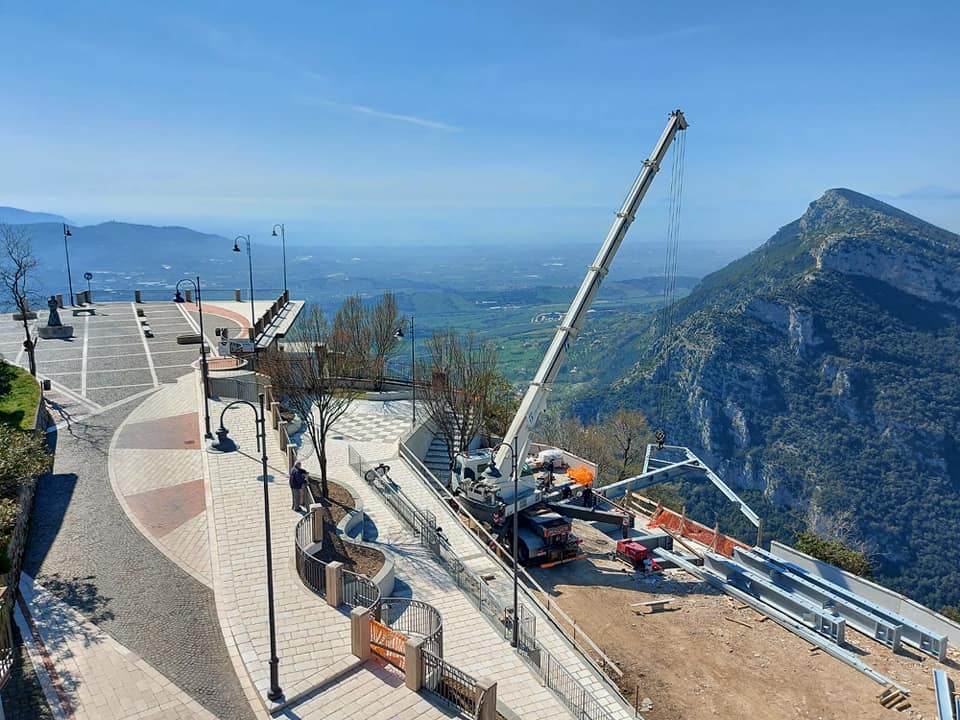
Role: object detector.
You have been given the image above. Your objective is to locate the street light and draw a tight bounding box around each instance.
[209,393,283,702]
[394,316,416,425]
[271,224,287,295]
[232,235,257,365]
[174,277,213,439]
[63,224,75,306]
[482,438,520,648]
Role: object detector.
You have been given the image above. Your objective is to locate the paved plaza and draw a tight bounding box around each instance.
[3,298,636,719]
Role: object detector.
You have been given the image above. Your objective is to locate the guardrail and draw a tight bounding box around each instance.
[342,569,380,611]
[422,648,483,718]
[380,597,443,659]
[356,445,623,720]
[294,511,327,598]
[398,441,624,678]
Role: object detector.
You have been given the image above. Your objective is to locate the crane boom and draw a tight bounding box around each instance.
[496,109,688,472]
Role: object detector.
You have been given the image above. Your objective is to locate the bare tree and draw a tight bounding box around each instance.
[259,304,366,498]
[0,225,40,376]
[534,408,651,486]
[369,292,402,388]
[331,295,371,373]
[417,329,500,465]
[604,409,652,483]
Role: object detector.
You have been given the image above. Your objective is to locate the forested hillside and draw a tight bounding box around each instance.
[574,189,960,610]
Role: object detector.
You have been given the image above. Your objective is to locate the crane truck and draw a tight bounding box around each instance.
[449,109,689,566]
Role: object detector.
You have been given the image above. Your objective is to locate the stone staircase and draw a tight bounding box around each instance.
[424,433,453,484]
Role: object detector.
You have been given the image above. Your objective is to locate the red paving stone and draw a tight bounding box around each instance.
[198,305,251,331]
[115,412,200,450]
[124,478,206,538]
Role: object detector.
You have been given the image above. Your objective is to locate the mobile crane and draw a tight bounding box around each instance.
[449,109,689,565]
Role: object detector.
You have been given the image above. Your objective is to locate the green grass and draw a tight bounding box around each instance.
[0,362,41,431]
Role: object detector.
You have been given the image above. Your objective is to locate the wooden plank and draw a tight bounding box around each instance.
[724,616,754,630]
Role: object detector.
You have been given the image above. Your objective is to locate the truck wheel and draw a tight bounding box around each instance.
[517,540,530,565]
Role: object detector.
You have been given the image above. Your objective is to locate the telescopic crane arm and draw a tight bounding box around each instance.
[495,110,688,474]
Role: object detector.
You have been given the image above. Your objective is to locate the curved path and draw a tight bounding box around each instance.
[19,303,256,720]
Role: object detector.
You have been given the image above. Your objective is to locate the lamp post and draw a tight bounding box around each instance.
[209,393,283,701]
[174,277,213,439]
[483,438,520,648]
[232,235,257,366]
[63,224,75,306]
[271,224,287,295]
[394,316,416,425]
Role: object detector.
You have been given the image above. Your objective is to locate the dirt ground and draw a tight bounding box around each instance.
[530,521,960,720]
[309,479,385,579]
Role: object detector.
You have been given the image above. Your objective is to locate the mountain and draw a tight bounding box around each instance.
[0,206,70,225]
[577,189,960,609]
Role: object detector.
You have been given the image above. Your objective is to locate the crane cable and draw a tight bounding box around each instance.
[654,128,687,445]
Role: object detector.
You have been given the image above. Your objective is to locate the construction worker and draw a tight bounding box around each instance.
[621,515,631,540]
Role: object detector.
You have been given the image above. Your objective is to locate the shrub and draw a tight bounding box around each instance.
[794,531,872,578]
[0,425,48,498]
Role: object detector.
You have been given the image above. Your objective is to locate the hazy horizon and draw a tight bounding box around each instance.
[1,2,957,249]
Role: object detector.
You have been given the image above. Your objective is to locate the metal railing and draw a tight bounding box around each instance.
[396,441,631,717]
[342,569,380,611]
[379,597,443,659]
[535,645,616,720]
[423,648,481,718]
[294,511,327,598]
[208,373,263,403]
[356,448,533,645]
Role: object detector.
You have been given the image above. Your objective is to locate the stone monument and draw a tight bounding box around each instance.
[37,295,74,339]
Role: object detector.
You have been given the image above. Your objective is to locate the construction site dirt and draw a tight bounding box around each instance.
[530,520,960,720]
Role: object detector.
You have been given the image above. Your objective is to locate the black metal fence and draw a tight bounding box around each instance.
[208,373,263,403]
[295,511,327,598]
[422,648,481,717]
[379,597,443,659]
[342,569,380,611]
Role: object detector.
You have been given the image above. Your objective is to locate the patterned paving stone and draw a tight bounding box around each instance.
[115,412,200,450]
[124,478,205,537]
[24,396,254,720]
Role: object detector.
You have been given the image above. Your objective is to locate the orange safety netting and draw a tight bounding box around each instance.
[649,506,750,558]
[370,618,407,669]
[567,465,595,486]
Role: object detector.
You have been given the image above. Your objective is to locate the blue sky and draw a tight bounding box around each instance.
[1,1,958,251]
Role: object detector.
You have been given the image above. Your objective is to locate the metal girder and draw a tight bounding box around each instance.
[598,445,760,528]
[754,547,948,661]
[653,548,908,693]
[933,669,953,720]
[734,548,903,652]
[702,552,846,644]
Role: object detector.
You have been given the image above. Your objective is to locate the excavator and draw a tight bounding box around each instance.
[449,109,691,565]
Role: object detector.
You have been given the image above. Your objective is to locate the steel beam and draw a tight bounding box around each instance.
[702,552,846,644]
[653,548,908,693]
[600,444,760,527]
[753,547,948,661]
[734,548,903,652]
[933,669,953,720]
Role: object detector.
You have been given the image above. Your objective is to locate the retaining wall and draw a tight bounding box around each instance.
[769,540,960,646]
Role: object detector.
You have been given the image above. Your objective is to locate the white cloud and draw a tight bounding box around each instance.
[299,97,460,133]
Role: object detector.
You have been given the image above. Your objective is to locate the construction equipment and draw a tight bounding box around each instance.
[448,110,689,565]
[615,540,661,572]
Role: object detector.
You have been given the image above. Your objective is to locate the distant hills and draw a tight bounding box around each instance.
[577,189,960,609]
[0,206,70,225]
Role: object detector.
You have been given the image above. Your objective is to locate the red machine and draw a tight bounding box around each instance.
[615,540,661,572]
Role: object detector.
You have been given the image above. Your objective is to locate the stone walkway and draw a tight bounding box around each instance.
[15,574,218,720]
[109,374,211,586]
[10,306,257,720]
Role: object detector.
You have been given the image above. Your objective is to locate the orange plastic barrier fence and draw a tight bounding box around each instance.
[649,506,749,558]
[370,618,407,669]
